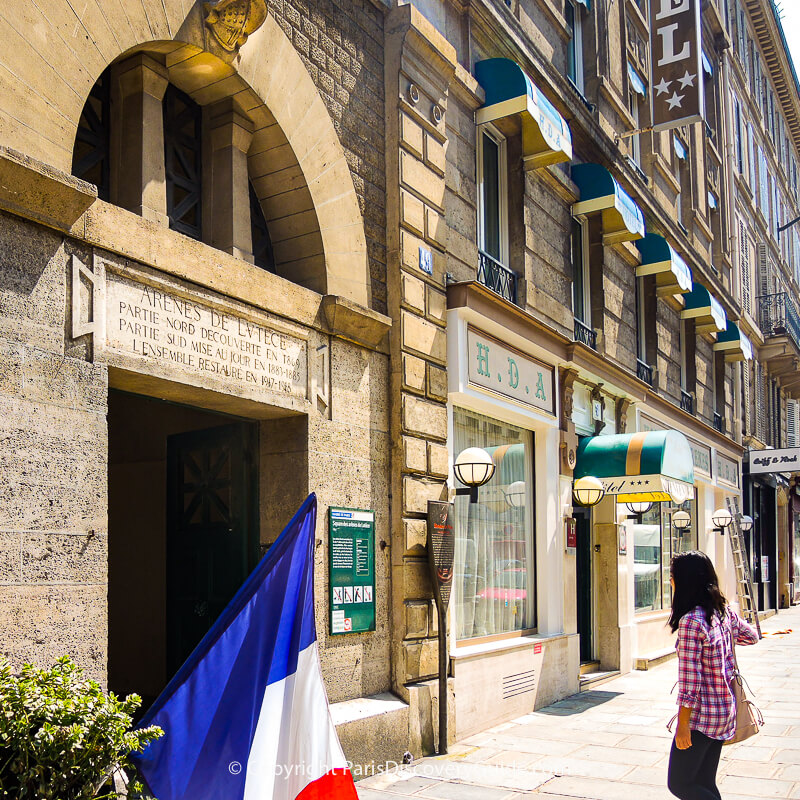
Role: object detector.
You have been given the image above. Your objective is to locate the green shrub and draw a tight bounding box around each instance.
[0,656,163,799]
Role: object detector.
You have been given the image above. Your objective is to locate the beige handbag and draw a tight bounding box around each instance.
[724,628,763,746]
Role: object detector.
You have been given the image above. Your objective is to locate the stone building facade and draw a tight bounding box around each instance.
[0,0,797,772]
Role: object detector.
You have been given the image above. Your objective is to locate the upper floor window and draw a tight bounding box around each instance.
[478,126,508,265]
[571,217,590,325]
[627,66,647,168]
[674,134,689,228]
[565,0,585,94]
[163,85,203,240]
[72,71,111,201]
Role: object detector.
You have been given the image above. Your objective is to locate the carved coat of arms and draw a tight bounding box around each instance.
[204,0,267,52]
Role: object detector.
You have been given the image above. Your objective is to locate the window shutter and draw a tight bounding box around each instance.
[788,400,799,448]
[739,218,752,314]
[743,362,752,436]
[757,241,770,298]
[756,363,766,442]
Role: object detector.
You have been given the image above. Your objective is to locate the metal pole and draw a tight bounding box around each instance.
[437,605,447,754]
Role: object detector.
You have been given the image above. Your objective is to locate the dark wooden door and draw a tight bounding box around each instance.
[166,422,258,675]
[575,509,593,663]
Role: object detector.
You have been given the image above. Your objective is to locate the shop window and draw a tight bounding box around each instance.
[452,407,536,640]
[632,496,696,613]
[164,84,203,240]
[72,69,111,201]
[565,0,585,94]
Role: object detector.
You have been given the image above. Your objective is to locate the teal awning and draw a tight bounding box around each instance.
[636,234,693,295]
[571,163,646,244]
[713,321,754,362]
[475,59,573,169]
[681,282,727,334]
[575,431,695,503]
[628,64,647,96]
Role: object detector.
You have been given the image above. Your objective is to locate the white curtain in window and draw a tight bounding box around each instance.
[452,407,535,640]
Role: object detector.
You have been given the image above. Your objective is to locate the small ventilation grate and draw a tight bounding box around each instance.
[502,669,537,700]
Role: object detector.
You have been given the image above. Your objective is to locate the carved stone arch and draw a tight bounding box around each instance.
[1,1,370,306]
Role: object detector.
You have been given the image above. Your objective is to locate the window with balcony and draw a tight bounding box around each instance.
[565,0,585,94]
[680,319,696,414]
[635,275,655,385]
[571,217,595,348]
[477,125,516,303]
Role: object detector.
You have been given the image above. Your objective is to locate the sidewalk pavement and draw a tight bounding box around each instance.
[356,606,800,800]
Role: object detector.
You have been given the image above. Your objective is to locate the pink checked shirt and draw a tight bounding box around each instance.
[675,605,759,740]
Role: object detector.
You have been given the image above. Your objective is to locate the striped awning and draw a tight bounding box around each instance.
[475,59,573,169]
[681,282,727,335]
[575,430,695,503]
[713,320,754,362]
[572,163,646,245]
[636,234,693,296]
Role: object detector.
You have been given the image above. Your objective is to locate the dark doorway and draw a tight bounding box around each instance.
[574,508,593,663]
[166,423,258,675]
[108,391,258,707]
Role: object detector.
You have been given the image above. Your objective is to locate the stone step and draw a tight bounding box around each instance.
[579,669,621,691]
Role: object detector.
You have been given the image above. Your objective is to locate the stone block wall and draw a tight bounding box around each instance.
[0,211,109,682]
[269,0,388,314]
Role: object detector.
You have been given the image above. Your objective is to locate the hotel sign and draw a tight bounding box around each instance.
[650,0,704,131]
[467,326,554,415]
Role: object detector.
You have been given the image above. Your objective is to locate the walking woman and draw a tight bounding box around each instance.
[667,551,759,800]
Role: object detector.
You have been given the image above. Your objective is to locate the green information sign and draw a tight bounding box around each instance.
[329,507,375,635]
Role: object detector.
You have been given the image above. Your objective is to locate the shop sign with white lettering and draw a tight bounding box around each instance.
[749,447,800,475]
[467,326,554,415]
[650,0,704,131]
[106,273,307,399]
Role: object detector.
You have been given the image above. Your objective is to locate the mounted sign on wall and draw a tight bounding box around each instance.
[329,507,375,635]
[649,0,704,131]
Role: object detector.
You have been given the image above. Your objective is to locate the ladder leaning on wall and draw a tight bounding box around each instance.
[725,495,762,639]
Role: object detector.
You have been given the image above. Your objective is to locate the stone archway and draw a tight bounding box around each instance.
[1,1,370,306]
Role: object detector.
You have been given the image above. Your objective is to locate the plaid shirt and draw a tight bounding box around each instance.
[675,605,759,740]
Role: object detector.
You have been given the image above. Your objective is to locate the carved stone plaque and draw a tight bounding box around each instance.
[427,501,455,611]
[105,272,307,400]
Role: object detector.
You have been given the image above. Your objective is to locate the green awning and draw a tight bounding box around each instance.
[636,234,693,295]
[571,163,646,245]
[681,282,727,334]
[575,430,695,503]
[713,320,754,362]
[475,59,573,169]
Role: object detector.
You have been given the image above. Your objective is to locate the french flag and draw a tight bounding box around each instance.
[131,494,358,800]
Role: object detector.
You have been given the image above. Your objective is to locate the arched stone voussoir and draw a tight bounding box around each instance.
[238,15,370,308]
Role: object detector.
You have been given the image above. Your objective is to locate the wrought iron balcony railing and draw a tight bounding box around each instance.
[477,250,517,304]
[573,318,597,350]
[636,358,654,386]
[759,292,800,351]
[680,390,694,415]
[713,412,724,433]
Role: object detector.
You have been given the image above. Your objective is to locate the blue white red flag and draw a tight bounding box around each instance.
[131,493,358,800]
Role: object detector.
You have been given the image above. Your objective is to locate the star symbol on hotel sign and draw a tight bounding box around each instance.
[654,77,671,96]
[678,71,696,89]
[666,91,684,110]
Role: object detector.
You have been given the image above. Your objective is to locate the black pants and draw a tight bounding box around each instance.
[667,729,724,800]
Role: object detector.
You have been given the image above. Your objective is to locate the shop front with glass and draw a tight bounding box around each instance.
[452,407,536,641]
[631,496,698,614]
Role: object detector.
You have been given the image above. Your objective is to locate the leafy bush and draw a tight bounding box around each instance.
[0,656,163,799]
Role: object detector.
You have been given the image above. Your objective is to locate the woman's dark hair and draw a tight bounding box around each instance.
[668,550,727,632]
